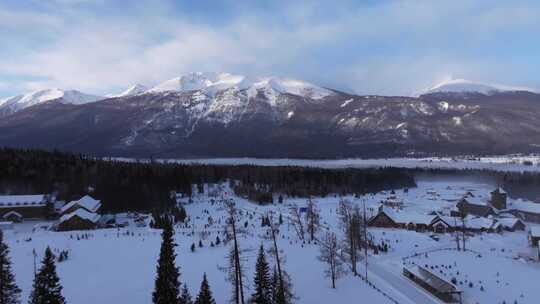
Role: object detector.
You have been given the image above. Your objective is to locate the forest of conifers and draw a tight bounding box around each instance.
[0,148,416,213]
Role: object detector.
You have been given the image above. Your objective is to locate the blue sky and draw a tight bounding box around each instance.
[1,0,540,97]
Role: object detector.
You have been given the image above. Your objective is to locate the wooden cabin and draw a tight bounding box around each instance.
[0,194,50,221]
[57,209,100,231]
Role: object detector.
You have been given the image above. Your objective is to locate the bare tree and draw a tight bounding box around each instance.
[305,198,320,242]
[460,216,467,251]
[289,205,305,241]
[318,232,344,289]
[453,218,461,251]
[337,199,364,276]
[225,200,245,304]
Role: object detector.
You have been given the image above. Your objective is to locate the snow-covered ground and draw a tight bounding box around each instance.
[4,179,540,303]
[114,155,540,173]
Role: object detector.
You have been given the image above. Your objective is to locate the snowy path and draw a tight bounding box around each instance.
[365,261,443,304]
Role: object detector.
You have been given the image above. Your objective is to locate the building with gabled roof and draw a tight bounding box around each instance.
[2,211,23,223]
[456,196,496,218]
[57,209,101,231]
[0,194,50,220]
[529,227,540,247]
[60,195,101,215]
[403,265,463,303]
[497,217,525,231]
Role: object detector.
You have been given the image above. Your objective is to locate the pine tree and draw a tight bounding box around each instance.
[179,283,193,304]
[0,230,21,304]
[250,245,272,304]
[270,268,280,304]
[194,274,216,304]
[152,223,181,304]
[28,247,66,304]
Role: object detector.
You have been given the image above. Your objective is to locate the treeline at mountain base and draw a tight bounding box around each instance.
[0,148,415,213]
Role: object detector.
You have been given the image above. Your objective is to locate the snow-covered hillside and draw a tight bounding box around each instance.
[108,84,148,98]
[0,88,103,115]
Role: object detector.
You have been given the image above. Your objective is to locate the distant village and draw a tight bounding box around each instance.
[3,183,540,255]
[0,193,148,232]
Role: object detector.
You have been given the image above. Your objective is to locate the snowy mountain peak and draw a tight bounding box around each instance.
[148,72,243,94]
[0,88,103,115]
[425,79,500,95]
[424,78,537,96]
[108,84,149,98]
[147,72,332,100]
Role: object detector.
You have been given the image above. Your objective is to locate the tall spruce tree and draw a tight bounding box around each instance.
[194,274,216,304]
[28,247,66,304]
[251,245,272,304]
[152,223,181,304]
[0,230,21,304]
[179,283,193,304]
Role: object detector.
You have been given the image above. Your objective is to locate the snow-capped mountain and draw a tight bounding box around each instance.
[107,84,149,98]
[423,78,537,96]
[147,72,333,100]
[424,79,500,95]
[2,73,540,158]
[0,88,103,116]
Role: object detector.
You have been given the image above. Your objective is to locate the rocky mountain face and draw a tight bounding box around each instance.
[1,75,540,158]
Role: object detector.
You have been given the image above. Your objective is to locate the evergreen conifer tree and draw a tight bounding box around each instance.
[179,283,193,304]
[194,274,216,304]
[250,245,272,304]
[152,223,181,304]
[28,247,66,304]
[0,230,21,304]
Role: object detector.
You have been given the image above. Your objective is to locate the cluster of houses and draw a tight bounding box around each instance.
[0,194,102,231]
[368,187,527,234]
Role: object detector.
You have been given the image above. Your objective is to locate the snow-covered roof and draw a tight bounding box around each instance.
[462,195,489,206]
[59,209,100,224]
[497,217,523,228]
[2,211,22,218]
[508,200,540,214]
[437,216,461,228]
[0,195,46,208]
[404,265,460,293]
[529,226,540,237]
[464,215,498,230]
[61,195,101,214]
[386,211,436,225]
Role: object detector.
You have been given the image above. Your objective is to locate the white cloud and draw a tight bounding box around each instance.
[1,1,539,96]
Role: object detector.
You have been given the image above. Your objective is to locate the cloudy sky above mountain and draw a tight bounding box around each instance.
[1,0,540,97]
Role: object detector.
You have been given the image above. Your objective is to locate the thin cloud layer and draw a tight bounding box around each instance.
[1,0,539,97]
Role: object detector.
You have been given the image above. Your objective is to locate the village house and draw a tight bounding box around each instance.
[507,200,540,224]
[463,215,502,233]
[368,210,397,228]
[455,195,496,218]
[496,217,526,232]
[2,211,23,223]
[529,227,540,247]
[57,209,100,231]
[368,207,443,232]
[0,194,52,221]
[60,195,101,215]
[403,265,463,303]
